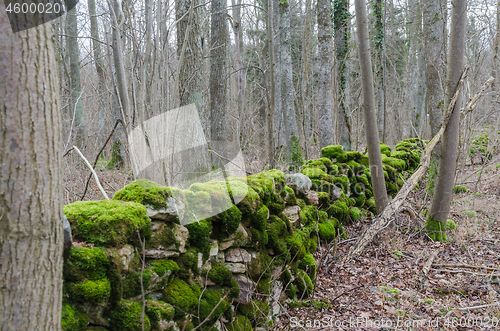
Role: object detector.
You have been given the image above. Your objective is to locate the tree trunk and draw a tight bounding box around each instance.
[266,0,276,167]
[0,15,63,330]
[373,0,386,141]
[273,0,285,155]
[334,0,352,150]
[66,4,85,146]
[317,0,335,148]
[422,0,445,137]
[88,0,108,150]
[280,0,302,169]
[354,0,389,213]
[426,0,467,241]
[210,0,228,143]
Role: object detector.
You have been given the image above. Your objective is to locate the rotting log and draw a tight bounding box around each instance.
[344,69,493,263]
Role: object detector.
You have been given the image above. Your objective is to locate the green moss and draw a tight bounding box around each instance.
[446,219,456,230]
[256,277,271,294]
[189,181,233,215]
[310,179,335,196]
[61,303,89,331]
[182,190,213,222]
[208,263,233,287]
[318,219,337,242]
[145,300,174,329]
[122,268,152,298]
[382,156,406,171]
[237,300,270,324]
[317,192,330,207]
[331,176,350,193]
[196,289,230,327]
[304,157,334,172]
[346,160,365,175]
[111,300,151,331]
[186,221,212,260]
[299,253,317,280]
[267,196,286,215]
[453,185,468,194]
[175,249,199,278]
[163,279,198,318]
[321,145,347,162]
[248,252,271,279]
[380,142,391,156]
[365,197,376,213]
[285,228,309,261]
[300,205,317,226]
[425,216,447,242]
[229,277,240,299]
[113,179,170,210]
[356,174,371,188]
[210,204,242,240]
[226,315,253,331]
[64,200,151,247]
[64,247,110,282]
[284,186,297,205]
[249,228,268,247]
[345,151,363,162]
[326,201,349,224]
[266,217,288,256]
[295,269,314,298]
[354,193,366,208]
[349,207,362,223]
[252,205,269,230]
[67,279,111,305]
[307,235,318,253]
[286,283,297,299]
[301,167,332,182]
[227,179,261,214]
[290,135,304,168]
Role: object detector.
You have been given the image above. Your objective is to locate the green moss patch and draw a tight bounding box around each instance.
[145,300,174,329]
[113,179,170,210]
[321,145,347,162]
[64,200,151,247]
[111,300,151,331]
[64,247,110,282]
[327,201,349,224]
[295,269,314,299]
[425,216,447,242]
[226,315,253,331]
[67,279,111,305]
[61,303,89,331]
[237,300,270,324]
[453,185,468,194]
[163,279,198,318]
[299,253,317,280]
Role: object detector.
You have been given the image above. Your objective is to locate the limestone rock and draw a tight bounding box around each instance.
[283,205,301,224]
[144,250,179,259]
[171,223,188,253]
[331,185,342,201]
[219,224,249,250]
[117,245,135,272]
[63,215,72,251]
[224,262,247,273]
[225,248,252,263]
[305,191,319,206]
[234,274,256,304]
[146,197,185,222]
[285,173,312,195]
[77,304,108,327]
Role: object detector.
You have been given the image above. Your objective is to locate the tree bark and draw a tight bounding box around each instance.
[422,0,445,137]
[317,0,335,148]
[354,0,389,213]
[373,0,386,141]
[66,4,85,146]
[334,0,352,150]
[427,0,467,241]
[0,15,63,330]
[279,0,302,168]
[273,0,285,154]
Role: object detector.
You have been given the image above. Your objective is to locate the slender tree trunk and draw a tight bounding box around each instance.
[354,0,389,213]
[427,0,467,241]
[317,0,335,148]
[280,0,302,169]
[301,0,313,158]
[210,0,228,143]
[266,0,276,167]
[373,0,386,141]
[88,0,108,150]
[66,4,85,146]
[273,0,285,155]
[422,0,445,137]
[0,15,63,330]
[334,0,352,150]
[488,0,500,153]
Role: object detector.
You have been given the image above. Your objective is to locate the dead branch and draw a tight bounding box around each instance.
[433,263,500,272]
[422,248,441,277]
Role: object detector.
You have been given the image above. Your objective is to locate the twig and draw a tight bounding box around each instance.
[422,248,441,277]
[64,146,110,200]
[330,285,364,304]
[432,268,500,277]
[433,263,500,272]
[456,301,500,311]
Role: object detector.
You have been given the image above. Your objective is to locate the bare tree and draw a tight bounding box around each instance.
[354,0,389,212]
[66,4,85,145]
[426,0,467,241]
[0,15,63,330]
[317,0,335,148]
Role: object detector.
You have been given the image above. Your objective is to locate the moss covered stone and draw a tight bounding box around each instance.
[295,269,314,299]
[145,300,175,330]
[226,315,253,331]
[300,205,318,226]
[111,300,151,331]
[285,228,310,261]
[113,179,170,210]
[61,303,89,331]
[208,262,233,287]
[382,156,406,171]
[226,179,261,214]
[446,219,456,230]
[196,289,230,327]
[237,300,270,325]
[64,247,110,282]
[318,219,337,242]
[354,194,366,208]
[321,145,347,162]
[349,207,362,223]
[345,151,363,162]
[299,253,317,280]
[186,221,212,260]
[301,167,332,182]
[189,181,233,215]
[67,279,111,305]
[64,200,151,247]
[310,179,335,196]
[266,216,288,256]
[210,204,242,240]
[327,201,349,224]
[453,185,468,194]
[151,260,179,279]
[163,279,198,318]
[380,142,391,156]
[331,176,350,193]
[284,186,297,205]
[365,197,376,213]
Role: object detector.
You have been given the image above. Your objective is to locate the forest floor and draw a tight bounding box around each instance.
[63,155,500,331]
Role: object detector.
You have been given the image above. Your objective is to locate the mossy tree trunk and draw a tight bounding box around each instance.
[426,0,467,241]
[0,15,64,330]
[354,0,389,213]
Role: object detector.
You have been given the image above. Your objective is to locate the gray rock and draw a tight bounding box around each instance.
[144,249,179,259]
[305,191,319,206]
[117,245,135,272]
[285,173,312,195]
[63,215,72,251]
[224,262,247,273]
[331,186,342,201]
[219,224,249,250]
[234,274,257,304]
[171,223,189,253]
[146,197,185,222]
[225,248,252,263]
[283,205,301,224]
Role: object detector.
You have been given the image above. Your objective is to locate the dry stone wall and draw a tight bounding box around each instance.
[61,139,424,331]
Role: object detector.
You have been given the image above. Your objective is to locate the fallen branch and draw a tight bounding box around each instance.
[65,146,110,200]
[344,67,469,263]
[456,301,500,311]
[422,249,441,277]
[433,263,500,272]
[432,269,500,277]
